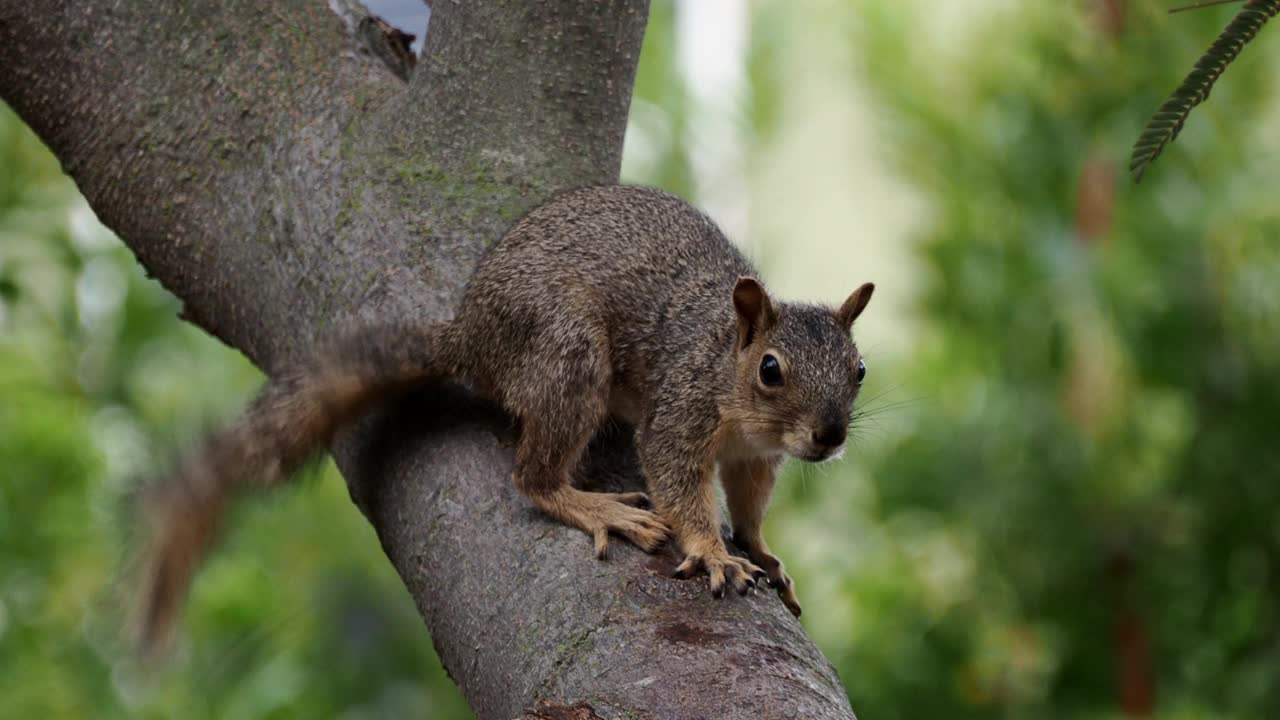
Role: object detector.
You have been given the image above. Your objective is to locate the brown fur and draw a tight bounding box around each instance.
[135,185,874,652]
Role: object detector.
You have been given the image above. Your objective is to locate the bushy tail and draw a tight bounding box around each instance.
[134,320,457,655]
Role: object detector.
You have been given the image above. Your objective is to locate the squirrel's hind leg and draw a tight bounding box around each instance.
[504,318,670,558]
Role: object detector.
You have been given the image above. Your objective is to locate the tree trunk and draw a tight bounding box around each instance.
[0,2,857,718]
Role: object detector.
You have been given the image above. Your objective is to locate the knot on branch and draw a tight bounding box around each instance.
[358,15,416,81]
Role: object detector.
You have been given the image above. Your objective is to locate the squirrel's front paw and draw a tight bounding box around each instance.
[731,531,802,618]
[673,541,767,598]
[754,552,801,617]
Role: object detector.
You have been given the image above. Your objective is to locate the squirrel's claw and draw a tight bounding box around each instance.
[592,506,670,558]
[673,547,765,599]
[603,491,652,509]
[743,547,801,618]
[766,567,801,617]
[540,488,669,560]
[709,565,727,598]
[726,559,762,596]
[778,578,802,617]
[593,527,611,559]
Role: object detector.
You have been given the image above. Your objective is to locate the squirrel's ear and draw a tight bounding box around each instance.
[733,277,776,350]
[836,282,875,332]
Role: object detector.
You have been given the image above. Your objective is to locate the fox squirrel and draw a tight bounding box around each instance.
[137,185,874,652]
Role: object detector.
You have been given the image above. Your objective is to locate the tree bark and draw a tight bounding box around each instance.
[0,2,857,718]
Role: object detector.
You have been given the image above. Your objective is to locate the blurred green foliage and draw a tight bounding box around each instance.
[812,1,1280,718]
[4,1,1280,718]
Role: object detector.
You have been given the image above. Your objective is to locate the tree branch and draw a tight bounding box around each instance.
[0,0,411,363]
[0,1,857,717]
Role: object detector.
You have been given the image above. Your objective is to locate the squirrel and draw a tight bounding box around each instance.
[136,184,874,652]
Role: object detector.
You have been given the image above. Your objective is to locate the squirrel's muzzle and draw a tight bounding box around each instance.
[811,423,847,449]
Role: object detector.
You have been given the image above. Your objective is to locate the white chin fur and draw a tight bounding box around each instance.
[818,445,847,464]
[788,444,846,464]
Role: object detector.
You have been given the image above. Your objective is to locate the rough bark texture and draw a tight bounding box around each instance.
[0,2,857,718]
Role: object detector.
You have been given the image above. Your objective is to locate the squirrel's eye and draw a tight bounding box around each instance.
[856,358,867,385]
[759,354,784,387]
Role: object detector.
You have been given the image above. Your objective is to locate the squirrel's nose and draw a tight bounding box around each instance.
[812,424,847,448]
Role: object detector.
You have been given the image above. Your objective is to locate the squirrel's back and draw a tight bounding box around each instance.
[458,186,752,391]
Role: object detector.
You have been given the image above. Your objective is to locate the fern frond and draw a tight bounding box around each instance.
[1130,0,1280,182]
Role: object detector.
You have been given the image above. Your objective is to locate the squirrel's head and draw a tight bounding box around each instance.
[728,277,875,463]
